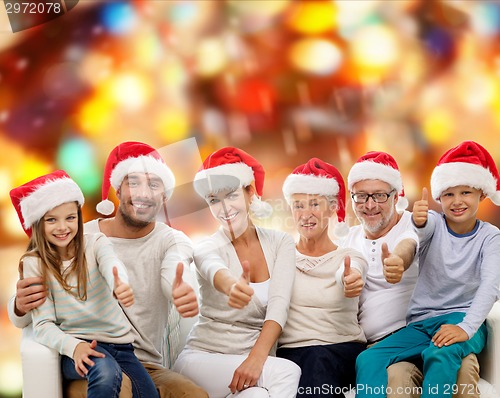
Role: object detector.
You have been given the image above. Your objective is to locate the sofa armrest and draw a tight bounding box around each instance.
[478,301,500,392]
[20,324,62,398]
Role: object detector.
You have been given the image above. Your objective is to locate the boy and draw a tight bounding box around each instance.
[355,141,500,398]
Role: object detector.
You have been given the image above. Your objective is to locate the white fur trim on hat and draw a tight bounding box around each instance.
[110,155,176,199]
[193,163,254,197]
[282,174,340,203]
[20,178,84,229]
[347,161,403,194]
[249,195,273,218]
[431,162,500,204]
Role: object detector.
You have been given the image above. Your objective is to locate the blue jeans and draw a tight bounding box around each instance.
[355,312,487,398]
[61,342,159,398]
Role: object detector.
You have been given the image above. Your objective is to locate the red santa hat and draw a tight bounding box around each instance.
[10,170,84,237]
[96,141,175,215]
[347,151,408,213]
[431,140,500,205]
[193,146,273,218]
[282,158,348,236]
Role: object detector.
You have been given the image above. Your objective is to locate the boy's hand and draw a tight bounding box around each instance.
[113,266,134,307]
[432,324,469,347]
[73,340,105,377]
[228,260,254,309]
[343,256,364,298]
[172,263,199,318]
[381,243,404,284]
[412,187,429,227]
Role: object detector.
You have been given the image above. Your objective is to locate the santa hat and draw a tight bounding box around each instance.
[431,140,500,205]
[96,141,175,215]
[347,151,408,213]
[193,146,273,218]
[10,170,84,237]
[282,158,348,236]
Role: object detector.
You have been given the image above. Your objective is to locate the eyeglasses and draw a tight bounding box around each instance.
[351,190,396,204]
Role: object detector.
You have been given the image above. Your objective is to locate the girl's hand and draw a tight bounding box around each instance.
[73,340,105,377]
[432,324,469,347]
[228,354,264,393]
[113,266,134,307]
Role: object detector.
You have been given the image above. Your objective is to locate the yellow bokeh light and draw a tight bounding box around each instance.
[4,204,26,238]
[77,96,115,137]
[422,110,454,145]
[0,359,23,396]
[289,38,342,76]
[15,156,52,185]
[108,73,153,111]
[156,110,190,142]
[350,25,400,79]
[287,1,337,35]
[228,0,290,18]
[0,169,12,201]
[195,38,228,77]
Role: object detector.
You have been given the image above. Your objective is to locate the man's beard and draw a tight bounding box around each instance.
[119,205,154,229]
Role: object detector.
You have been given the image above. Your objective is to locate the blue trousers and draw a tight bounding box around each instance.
[355,313,487,398]
[277,342,366,397]
[61,342,159,398]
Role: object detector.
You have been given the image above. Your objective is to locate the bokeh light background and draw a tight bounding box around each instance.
[1,1,500,396]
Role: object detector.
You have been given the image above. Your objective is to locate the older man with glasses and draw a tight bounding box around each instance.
[340,151,479,398]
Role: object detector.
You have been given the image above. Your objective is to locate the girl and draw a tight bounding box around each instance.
[10,170,158,398]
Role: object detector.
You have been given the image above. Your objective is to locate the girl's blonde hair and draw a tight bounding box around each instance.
[21,204,88,300]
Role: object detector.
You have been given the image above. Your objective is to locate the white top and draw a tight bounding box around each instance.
[250,279,270,307]
[339,211,419,343]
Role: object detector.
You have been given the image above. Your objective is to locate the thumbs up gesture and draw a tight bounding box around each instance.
[113,266,134,307]
[412,187,429,227]
[173,263,199,318]
[228,260,254,309]
[381,243,404,284]
[343,256,364,298]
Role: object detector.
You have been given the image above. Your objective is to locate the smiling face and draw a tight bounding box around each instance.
[206,186,252,238]
[351,179,399,239]
[116,172,166,228]
[43,201,79,259]
[438,185,484,234]
[291,193,335,240]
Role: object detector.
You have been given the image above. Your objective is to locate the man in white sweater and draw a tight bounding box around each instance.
[8,141,208,398]
[341,151,478,398]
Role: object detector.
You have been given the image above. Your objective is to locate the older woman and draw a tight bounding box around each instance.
[277,158,368,398]
[173,147,301,398]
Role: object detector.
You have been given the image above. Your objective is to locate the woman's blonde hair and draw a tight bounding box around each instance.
[21,204,88,300]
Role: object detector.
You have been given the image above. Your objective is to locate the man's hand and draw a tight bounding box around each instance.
[172,263,199,318]
[73,340,106,377]
[228,260,254,309]
[432,324,469,347]
[412,187,429,227]
[381,243,404,284]
[343,256,364,298]
[113,266,134,307]
[14,277,48,316]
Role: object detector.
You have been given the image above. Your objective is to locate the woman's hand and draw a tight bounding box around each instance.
[228,261,254,309]
[228,353,265,393]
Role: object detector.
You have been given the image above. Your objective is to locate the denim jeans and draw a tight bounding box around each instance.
[61,342,158,398]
